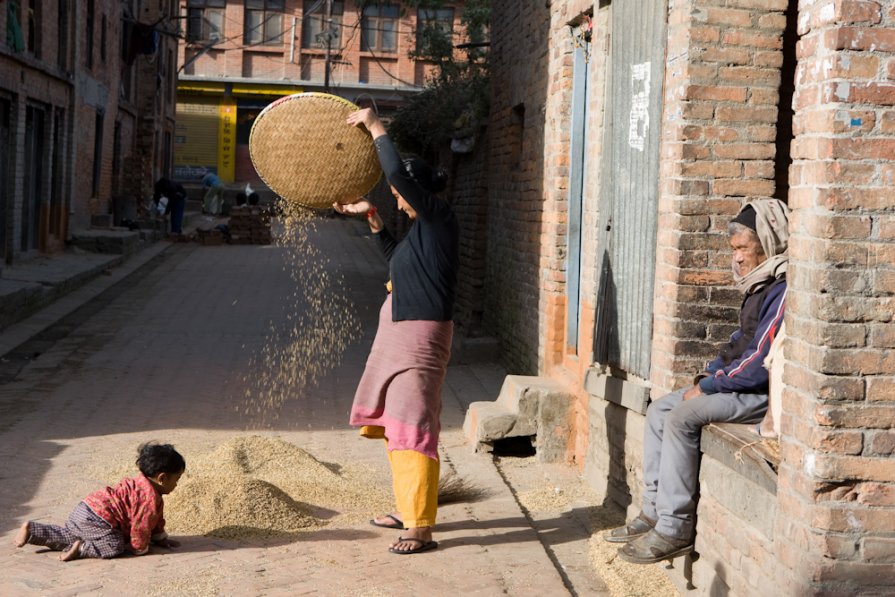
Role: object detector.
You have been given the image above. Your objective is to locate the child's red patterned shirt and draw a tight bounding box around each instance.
[83,474,166,554]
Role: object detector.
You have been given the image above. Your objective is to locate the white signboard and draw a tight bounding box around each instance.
[628,62,651,152]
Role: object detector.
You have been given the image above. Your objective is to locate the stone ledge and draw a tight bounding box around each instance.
[584,367,651,415]
[701,423,779,495]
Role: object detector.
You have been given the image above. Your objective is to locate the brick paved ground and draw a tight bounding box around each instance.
[0,218,612,596]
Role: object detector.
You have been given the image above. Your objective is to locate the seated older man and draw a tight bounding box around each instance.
[607,199,790,564]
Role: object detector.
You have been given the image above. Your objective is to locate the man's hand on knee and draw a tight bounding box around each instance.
[683,385,703,401]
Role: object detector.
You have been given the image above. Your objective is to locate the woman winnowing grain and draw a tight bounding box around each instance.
[333,108,458,556]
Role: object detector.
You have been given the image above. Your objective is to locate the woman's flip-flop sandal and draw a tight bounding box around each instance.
[388,537,439,555]
[369,514,405,530]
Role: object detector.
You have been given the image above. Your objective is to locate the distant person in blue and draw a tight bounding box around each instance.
[153,178,187,234]
[606,199,790,565]
[201,171,225,216]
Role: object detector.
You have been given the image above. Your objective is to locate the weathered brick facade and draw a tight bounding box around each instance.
[175,1,468,185]
[474,0,895,593]
[445,137,491,339]
[0,0,177,263]
[180,0,458,88]
[778,0,895,591]
[484,4,551,375]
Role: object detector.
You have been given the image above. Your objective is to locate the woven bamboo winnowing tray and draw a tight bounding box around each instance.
[249,93,381,210]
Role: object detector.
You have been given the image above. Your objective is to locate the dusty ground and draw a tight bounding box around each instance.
[1,217,678,596]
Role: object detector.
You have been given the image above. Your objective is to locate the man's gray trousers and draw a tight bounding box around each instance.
[641,386,768,541]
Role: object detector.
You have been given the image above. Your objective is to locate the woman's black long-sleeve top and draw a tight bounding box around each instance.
[372,135,459,322]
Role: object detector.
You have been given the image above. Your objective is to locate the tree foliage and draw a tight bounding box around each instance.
[386,0,490,157]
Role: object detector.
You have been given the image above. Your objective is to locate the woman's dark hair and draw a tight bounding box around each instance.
[235,192,247,206]
[402,157,448,194]
[136,442,185,477]
[248,192,260,206]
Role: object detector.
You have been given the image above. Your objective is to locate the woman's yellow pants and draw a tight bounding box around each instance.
[361,425,438,528]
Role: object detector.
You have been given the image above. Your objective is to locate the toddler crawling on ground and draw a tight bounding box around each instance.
[15,442,185,561]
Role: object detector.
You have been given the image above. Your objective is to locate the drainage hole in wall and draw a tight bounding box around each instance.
[491,436,536,458]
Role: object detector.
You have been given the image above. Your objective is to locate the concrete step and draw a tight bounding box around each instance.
[0,252,124,332]
[69,229,145,256]
[464,374,573,462]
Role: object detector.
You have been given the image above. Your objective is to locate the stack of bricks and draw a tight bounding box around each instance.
[227,206,272,245]
[781,0,895,592]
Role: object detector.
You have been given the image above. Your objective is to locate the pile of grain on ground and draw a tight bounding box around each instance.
[240,205,361,426]
[517,483,581,513]
[146,567,221,597]
[525,485,678,596]
[98,436,392,540]
[167,476,316,538]
[501,457,677,597]
[588,529,678,597]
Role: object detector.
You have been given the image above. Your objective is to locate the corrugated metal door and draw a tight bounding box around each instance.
[174,99,220,179]
[593,0,667,378]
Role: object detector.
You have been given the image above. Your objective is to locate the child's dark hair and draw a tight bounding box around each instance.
[248,192,260,206]
[235,191,247,206]
[402,157,448,194]
[136,442,185,477]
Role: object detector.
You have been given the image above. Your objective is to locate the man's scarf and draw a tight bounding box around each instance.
[733,199,791,295]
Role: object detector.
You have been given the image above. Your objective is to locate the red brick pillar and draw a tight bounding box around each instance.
[652,0,789,395]
[782,0,895,590]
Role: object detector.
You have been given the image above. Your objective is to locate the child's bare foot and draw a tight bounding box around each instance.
[60,540,81,562]
[14,521,30,547]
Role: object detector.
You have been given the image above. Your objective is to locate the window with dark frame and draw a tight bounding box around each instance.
[163,130,172,178]
[57,0,69,70]
[0,98,11,260]
[27,0,42,58]
[86,0,94,68]
[112,120,122,195]
[186,0,225,43]
[361,4,400,53]
[301,0,343,50]
[50,108,65,237]
[92,111,104,198]
[168,49,176,105]
[101,14,107,62]
[23,105,47,252]
[244,0,285,46]
[416,7,453,53]
[119,13,134,101]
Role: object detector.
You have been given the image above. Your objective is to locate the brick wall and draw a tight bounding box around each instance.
[777,0,895,591]
[0,2,73,257]
[650,0,789,396]
[472,0,894,592]
[68,0,178,227]
[131,0,179,204]
[483,4,551,375]
[641,0,795,592]
[0,1,179,250]
[447,136,490,339]
[71,1,123,226]
[181,0,467,89]
[480,1,611,465]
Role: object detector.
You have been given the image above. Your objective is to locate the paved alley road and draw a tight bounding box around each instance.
[0,218,603,596]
